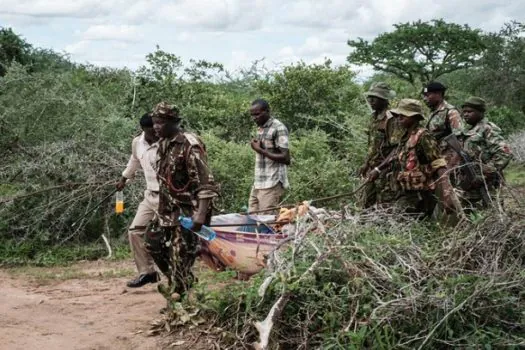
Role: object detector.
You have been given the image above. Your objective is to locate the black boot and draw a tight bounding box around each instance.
[126,272,160,288]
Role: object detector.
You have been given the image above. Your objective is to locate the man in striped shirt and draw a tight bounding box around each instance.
[248,99,290,213]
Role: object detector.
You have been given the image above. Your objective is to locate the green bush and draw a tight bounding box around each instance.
[199,210,525,349]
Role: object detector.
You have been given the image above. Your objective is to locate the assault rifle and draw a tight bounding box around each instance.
[443,134,491,206]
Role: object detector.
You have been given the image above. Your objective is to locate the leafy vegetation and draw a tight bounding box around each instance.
[347,19,487,85]
[1,19,525,348]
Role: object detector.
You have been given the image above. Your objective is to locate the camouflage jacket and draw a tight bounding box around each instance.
[156,132,218,227]
[461,118,512,173]
[426,101,463,148]
[364,109,404,170]
[394,127,447,191]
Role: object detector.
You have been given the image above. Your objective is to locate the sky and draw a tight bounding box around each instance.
[0,0,522,78]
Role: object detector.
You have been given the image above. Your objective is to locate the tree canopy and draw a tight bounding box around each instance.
[347,19,487,86]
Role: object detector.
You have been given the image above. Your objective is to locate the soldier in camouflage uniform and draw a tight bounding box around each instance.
[458,97,512,209]
[423,81,464,165]
[368,99,457,217]
[359,82,404,207]
[147,102,218,299]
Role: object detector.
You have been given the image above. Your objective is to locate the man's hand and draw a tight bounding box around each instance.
[116,177,127,191]
[366,167,380,183]
[250,139,265,154]
[191,214,204,232]
[358,164,369,177]
[439,179,457,213]
[191,198,211,232]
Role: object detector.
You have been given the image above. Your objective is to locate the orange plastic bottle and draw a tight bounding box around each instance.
[115,191,124,214]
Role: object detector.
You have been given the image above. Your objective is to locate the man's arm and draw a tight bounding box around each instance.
[117,137,141,190]
[251,140,290,165]
[447,109,464,134]
[418,132,458,212]
[256,121,291,165]
[186,144,218,231]
[483,124,513,173]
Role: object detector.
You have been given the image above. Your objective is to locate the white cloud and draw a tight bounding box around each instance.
[281,0,360,28]
[121,0,160,24]
[82,24,142,42]
[278,46,294,57]
[64,40,90,55]
[1,0,523,79]
[176,32,195,42]
[0,0,114,18]
[157,0,266,31]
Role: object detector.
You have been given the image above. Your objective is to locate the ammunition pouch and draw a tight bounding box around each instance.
[396,170,430,191]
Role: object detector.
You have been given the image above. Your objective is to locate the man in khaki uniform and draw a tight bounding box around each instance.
[116,113,160,288]
[148,102,218,298]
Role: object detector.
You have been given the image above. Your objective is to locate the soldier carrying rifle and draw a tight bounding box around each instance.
[449,97,513,210]
[367,99,459,218]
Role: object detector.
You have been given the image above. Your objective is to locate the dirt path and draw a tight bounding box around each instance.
[0,260,171,350]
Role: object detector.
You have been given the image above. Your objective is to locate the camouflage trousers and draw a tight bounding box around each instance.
[392,191,436,218]
[361,173,398,208]
[145,223,200,295]
[461,187,501,212]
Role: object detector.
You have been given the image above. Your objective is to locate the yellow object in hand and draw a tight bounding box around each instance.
[115,191,124,214]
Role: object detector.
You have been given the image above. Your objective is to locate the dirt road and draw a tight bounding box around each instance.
[0,260,170,350]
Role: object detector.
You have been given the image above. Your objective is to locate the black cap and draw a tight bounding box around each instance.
[423,81,446,94]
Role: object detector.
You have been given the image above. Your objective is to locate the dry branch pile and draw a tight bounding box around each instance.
[197,202,525,349]
[0,139,141,250]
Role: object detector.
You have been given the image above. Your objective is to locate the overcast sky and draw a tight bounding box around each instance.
[0,0,522,77]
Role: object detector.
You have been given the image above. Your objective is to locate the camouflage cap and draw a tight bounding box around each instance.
[365,82,396,101]
[151,101,180,120]
[391,99,425,120]
[462,96,486,112]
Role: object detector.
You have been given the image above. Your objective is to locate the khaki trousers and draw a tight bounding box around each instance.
[248,183,285,213]
[128,190,158,275]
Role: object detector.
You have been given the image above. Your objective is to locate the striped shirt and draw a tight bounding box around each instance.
[253,117,290,190]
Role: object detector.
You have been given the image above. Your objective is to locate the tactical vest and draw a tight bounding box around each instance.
[396,128,435,191]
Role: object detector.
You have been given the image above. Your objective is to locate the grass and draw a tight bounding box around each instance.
[505,161,525,187]
[0,240,131,267]
[0,183,20,196]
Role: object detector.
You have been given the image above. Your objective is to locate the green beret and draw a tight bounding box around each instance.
[365,82,396,101]
[462,96,486,112]
[390,99,425,120]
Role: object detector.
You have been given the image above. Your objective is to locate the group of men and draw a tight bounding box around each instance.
[118,99,290,298]
[361,81,513,218]
[117,81,512,298]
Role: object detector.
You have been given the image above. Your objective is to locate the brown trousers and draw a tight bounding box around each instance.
[128,190,158,275]
[248,183,285,213]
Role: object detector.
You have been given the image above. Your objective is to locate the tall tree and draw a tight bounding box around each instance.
[0,27,32,76]
[347,19,486,86]
[473,21,525,112]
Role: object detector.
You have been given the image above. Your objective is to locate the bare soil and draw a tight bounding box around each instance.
[0,260,174,350]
